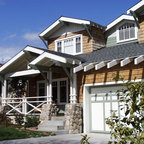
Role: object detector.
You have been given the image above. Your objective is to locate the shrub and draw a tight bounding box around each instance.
[24,116,40,128]
[106,81,144,144]
[15,114,24,126]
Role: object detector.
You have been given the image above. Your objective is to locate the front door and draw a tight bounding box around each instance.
[52,79,68,104]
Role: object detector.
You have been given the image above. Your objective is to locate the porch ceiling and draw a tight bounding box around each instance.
[0,53,37,75]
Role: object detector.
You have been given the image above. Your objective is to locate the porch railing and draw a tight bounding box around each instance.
[3,96,47,115]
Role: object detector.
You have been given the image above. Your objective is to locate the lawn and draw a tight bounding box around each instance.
[0,126,55,141]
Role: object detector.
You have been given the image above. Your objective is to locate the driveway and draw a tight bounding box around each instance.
[0,133,110,144]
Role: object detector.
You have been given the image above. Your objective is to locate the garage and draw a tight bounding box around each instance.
[84,85,125,133]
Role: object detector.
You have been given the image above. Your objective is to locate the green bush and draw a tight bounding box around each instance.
[106,81,144,144]
[15,114,24,126]
[24,116,40,128]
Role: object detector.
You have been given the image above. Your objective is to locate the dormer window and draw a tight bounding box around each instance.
[55,35,82,55]
[117,22,137,43]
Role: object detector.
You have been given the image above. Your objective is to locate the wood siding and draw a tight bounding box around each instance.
[138,15,144,44]
[48,26,105,54]
[77,61,144,103]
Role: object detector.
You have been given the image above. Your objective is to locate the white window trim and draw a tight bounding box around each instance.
[37,78,68,105]
[52,78,68,105]
[37,80,47,97]
[55,34,83,55]
[116,21,138,43]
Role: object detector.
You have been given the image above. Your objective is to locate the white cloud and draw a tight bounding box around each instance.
[3,34,17,40]
[0,46,22,64]
[22,32,40,44]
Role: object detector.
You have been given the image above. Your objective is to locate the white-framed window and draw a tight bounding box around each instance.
[116,22,138,43]
[55,35,82,55]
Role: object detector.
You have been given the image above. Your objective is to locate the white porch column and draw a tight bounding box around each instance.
[2,79,7,106]
[46,71,52,104]
[70,69,77,104]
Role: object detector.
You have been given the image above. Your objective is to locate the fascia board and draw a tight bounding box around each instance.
[106,15,134,31]
[30,52,67,65]
[24,46,44,55]
[127,1,144,14]
[0,51,25,73]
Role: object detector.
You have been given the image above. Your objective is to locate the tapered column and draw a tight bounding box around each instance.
[70,69,77,104]
[46,71,52,104]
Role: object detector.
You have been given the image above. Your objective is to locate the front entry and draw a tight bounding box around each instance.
[37,78,68,115]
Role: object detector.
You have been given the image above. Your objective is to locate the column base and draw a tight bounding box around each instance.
[40,103,57,122]
[65,103,82,134]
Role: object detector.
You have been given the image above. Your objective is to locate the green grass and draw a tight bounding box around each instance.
[0,126,55,141]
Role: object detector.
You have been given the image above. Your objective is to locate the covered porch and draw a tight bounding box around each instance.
[0,46,84,116]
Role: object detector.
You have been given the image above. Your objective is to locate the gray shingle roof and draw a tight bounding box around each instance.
[29,45,86,62]
[78,42,144,63]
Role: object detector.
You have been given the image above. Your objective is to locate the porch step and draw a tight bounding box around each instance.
[51,116,65,121]
[38,119,66,132]
[39,120,64,126]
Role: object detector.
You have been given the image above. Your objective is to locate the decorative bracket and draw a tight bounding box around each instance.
[82,24,92,39]
[130,10,140,29]
[29,64,49,84]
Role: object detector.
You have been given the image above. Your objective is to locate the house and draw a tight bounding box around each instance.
[0,0,144,134]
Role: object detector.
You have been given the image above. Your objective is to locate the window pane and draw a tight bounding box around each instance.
[64,38,74,54]
[57,42,62,52]
[130,24,135,38]
[60,81,67,103]
[76,37,81,53]
[119,23,135,41]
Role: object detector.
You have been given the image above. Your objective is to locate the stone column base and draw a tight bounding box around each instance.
[65,103,82,134]
[40,103,57,122]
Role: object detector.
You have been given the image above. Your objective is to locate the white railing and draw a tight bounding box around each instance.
[3,96,48,115]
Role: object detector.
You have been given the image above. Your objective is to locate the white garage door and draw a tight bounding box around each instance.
[90,85,125,132]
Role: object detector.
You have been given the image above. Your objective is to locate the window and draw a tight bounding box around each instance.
[117,22,137,43]
[55,35,82,55]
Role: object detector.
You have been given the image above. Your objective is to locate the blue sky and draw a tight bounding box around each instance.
[0,0,139,63]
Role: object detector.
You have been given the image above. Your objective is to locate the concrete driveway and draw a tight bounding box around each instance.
[0,133,110,144]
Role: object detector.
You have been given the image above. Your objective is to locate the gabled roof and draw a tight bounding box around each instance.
[39,16,105,38]
[106,14,135,31]
[127,0,144,14]
[0,45,85,75]
[78,42,144,63]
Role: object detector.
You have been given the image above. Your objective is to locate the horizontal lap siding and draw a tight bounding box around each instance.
[77,62,144,103]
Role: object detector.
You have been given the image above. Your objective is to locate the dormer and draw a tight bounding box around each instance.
[39,16,105,55]
[105,15,138,47]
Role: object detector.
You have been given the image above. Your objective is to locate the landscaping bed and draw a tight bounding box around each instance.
[0,126,55,141]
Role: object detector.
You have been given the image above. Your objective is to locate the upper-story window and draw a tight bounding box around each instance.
[55,35,82,55]
[117,22,137,43]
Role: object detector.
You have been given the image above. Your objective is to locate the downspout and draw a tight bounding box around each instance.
[130,10,140,29]
[39,36,49,49]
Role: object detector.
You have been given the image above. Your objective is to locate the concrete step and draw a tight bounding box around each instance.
[40,120,64,126]
[56,130,69,135]
[38,125,64,131]
[51,116,65,121]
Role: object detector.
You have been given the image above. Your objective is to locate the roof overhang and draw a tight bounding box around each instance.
[127,0,144,14]
[0,46,44,75]
[106,15,135,31]
[29,51,81,68]
[39,16,104,39]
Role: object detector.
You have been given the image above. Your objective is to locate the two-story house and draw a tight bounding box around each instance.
[0,0,144,134]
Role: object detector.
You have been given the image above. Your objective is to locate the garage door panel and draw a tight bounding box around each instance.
[91,103,104,131]
[105,102,111,131]
[90,85,123,132]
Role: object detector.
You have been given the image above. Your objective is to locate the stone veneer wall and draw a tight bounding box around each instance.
[40,104,57,122]
[65,103,82,134]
